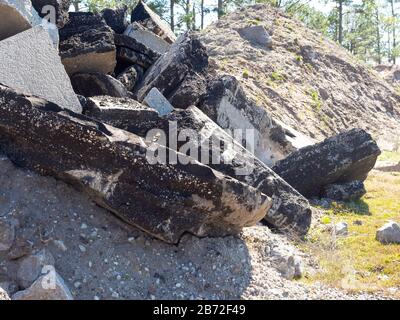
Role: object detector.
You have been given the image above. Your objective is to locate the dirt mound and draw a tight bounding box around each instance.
[199,4,400,151]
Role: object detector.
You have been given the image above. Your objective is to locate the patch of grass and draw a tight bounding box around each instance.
[247,18,261,25]
[242,68,250,79]
[295,54,303,63]
[270,71,285,82]
[378,151,400,163]
[309,89,322,112]
[300,171,400,296]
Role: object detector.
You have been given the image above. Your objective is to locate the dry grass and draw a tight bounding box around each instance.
[299,169,400,297]
[379,151,400,163]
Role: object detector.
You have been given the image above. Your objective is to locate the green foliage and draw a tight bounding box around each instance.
[242,68,250,78]
[246,19,261,25]
[270,71,284,82]
[309,89,322,111]
[295,54,303,63]
[321,216,332,225]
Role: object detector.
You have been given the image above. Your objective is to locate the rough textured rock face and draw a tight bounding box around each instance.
[322,181,366,201]
[116,65,138,91]
[115,33,161,69]
[101,6,128,34]
[376,221,400,244]
[236,25,272,47]
[31,0,71,28]
[124,22,170,54]
[0,85,271,244]
[130,0,176,44]
[135,32,313,166]
[273,129,381,198]
[0,286,10,300]
[17,249,55,289]
[0,0,58,46]
[199,75,313,166]
[135,32,209,108]
[59,12,116,75]
[335,222,348,236]
[0,26,81,113]
[82,96,160,136]
[199,4,400,151]
[12,272,73,300]
[160,106,312,235]
[81,96,311,235]
[0,0,42,41]
[0,218,15,251]
[71,73,130,98]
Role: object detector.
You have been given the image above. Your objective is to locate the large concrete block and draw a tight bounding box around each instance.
[59,12,116,76]
[130,0,176,44]
[124,22,170,55]
[0,84,271,244]
[0,0,41,40]
[0,26,81,113]
[31,0,71,28]
[273,129,381,198]
[0,0,59,46]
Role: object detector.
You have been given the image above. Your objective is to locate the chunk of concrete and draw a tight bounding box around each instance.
[376,221,400,244]
[0,0,41,41]
[6,237,33,260]
[59,12,116,76]
[0,219,15,251]
[31,0,71,28]
[81,101,312,236]
[0,0,59,46]
[130,0,176,44]
[12,272,73,300]
[200,75,311,166]
[17,249,55,289]
[82,96,160,136]
[124,22,170,55]
[0,26,81,113]
[115,33,161,69]
[237,25,272,47]
[273,129,381,198]
[116,65,138,91]
[71,73,129,98]
[0,84,271,244]
[322,181,366,201]
[101,6,128,34]
[135,32,208,108]
[143,87,174,116]
[335,222,348,236]
[0,286,10,300]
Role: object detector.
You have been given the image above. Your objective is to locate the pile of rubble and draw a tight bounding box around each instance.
[0,0,383,299]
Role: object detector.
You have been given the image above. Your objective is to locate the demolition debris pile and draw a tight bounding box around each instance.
[0,1,396,300]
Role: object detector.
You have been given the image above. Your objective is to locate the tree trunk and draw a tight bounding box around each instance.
[170,0,174,32]
[218,0,223,19]
[390,0,396,64]
[338,0,344,45]
[388,29,392,62]
[375,6,382,64]
[201,0,204,29]
[186,0,190,30]
[192,1,196,30]
[73,0,79,12]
